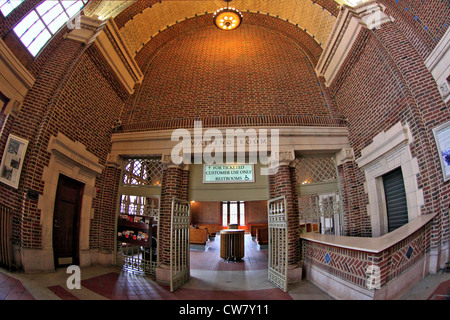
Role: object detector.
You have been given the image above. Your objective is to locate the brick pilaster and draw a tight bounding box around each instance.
[158,160,189,268]
[271,162,301,270]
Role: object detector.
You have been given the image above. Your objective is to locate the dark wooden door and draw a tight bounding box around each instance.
[53,174,84,268]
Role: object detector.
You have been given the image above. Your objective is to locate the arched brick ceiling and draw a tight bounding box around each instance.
[83,0,352,58]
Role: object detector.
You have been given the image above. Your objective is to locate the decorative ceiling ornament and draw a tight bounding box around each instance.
[213,0,243,31]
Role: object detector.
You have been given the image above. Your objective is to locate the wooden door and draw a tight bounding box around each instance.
[53,174,84,268]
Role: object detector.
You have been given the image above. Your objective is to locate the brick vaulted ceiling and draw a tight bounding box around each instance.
[83,0,345,59]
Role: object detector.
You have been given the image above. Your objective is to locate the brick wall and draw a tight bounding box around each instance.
[329,21,450,250]
[158,165,189,265]
[270,165,300,266]
[337,161,368,237]
[245,200,268,225]
[302,221,432,291]
[190,201,221,225]
[0,1,448,271]
[120,22,339,132]
[0,26,127,254]
[379,0,450,59]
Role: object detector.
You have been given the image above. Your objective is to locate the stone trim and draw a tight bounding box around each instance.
[316,0,393,87]
[356,122,423,237]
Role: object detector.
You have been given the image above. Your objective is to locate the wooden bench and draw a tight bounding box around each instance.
[190,228,208,245]
[249,223,268,240]
[256,226,268,249]
[196,224,223,239]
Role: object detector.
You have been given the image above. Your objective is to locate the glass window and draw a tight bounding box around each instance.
[222,201,245,226]
[239,202,245,226]
[27,29,51,56]
[16,14,44,47]
[122,158,163,187]
[36,1,60,19]
[229,201,238,225]
[0,0,24,17]
[13,0,88,57]
[222,202,228,226]
[13,10,40,38]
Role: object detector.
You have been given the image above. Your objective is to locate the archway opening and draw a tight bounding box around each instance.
[189,200,269,271]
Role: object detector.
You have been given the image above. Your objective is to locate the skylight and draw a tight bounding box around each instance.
[13,0,88,57]
[0,0,24,17]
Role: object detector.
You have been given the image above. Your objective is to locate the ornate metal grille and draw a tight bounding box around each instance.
[170,198,191,292]
[117,158,162,275]
[292,155,337,185]
[116,240,157,276]
[299,192,343,235]
[119,195,160,222]
[268,195,288,292]
[122,158,163,186]
[294,155,343,236]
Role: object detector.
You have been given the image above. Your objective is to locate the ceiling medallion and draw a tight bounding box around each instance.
[213,0,243,31]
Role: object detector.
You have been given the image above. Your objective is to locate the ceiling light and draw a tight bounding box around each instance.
[213,0,243,31]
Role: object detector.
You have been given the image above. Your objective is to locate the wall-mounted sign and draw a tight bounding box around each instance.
[433,120,450,182]
[203,164,254,183]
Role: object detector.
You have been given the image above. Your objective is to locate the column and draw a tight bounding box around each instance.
[336,148,366,237]
[270,149,302,283]
[156,154,189,282]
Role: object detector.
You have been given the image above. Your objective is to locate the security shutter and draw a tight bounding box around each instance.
[382,168,408,232]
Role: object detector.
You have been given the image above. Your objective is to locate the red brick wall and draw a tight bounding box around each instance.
[158,165,189,265]
[0,28,127,254]
[270,165,300,266]
[303,221,432,292]
[0,1,448,270]
[245,200,268,225]
[379,0,450,59]
[121,22,338,131]
[337,161,368,237]
[190,201,221,225]
[330,21,450,246]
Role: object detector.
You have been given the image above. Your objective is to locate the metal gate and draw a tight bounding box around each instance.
[169,197,191,292]
[0,204,13,270]
[268,195,288,292]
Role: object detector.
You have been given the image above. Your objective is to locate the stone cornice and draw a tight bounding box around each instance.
[316,0,393,87]
[65,15,143,95]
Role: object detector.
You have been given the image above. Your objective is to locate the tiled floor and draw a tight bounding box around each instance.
[0,234,449,301]
[190,234,268,271]
[0,272,34,300]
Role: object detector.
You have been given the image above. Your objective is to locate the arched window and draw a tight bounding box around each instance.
[13,0,88,56]
[0,0,23,17]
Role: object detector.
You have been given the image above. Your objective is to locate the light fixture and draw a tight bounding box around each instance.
[213,0,243,31]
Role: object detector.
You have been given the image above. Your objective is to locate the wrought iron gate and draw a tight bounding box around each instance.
[268,195,288,292]
[169,197,191,292]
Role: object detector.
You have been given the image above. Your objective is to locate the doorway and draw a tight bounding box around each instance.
[189,200,269,271]
[52,174,84,268]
